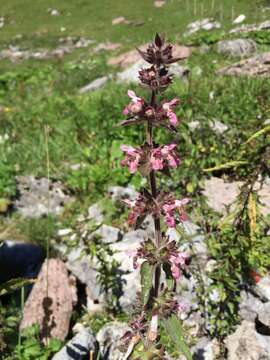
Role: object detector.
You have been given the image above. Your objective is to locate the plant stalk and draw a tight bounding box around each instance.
[148,89,161,298]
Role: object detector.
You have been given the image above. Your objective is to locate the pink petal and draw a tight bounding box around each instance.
[169,98,180,107]
[168,111,177,126]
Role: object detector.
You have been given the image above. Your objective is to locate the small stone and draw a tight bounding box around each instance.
[108,185,138,202]
[210,119,228,134]
[154,1,166,8]
[97,322,130,360]
[112,16,129,25]
[48,8,60,16]
[87,203,104,224]
[192,337,220,360]
[185,18,221,35]
[188,120,200,131]
[79,76,109,94]
[233,15,246,24]
[57,228,73,237]
[52,325,97,360]
[90,224,122,244]
[254,274,270,301]
[239,291,263,322]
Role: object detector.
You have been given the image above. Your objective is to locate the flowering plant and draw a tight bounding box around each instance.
[120,34,192,359]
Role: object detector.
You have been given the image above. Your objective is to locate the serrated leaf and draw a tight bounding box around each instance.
[204,161,247,172]
[0,278,35,297]
[140,261,154,306]
[162,315,192,360]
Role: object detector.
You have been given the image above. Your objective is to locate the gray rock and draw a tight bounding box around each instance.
[258,302,270,330]
[233,15,246,24]
[209,119,228,134]
[116,60,189,84]
[254,274,270,301]
[90,224,122,244]
[192,337,220,360]
[230,20,270,34]
[96,322,130,360]
[88,203,104,224]
[79,76,109,93]
[0,17,4,29]
[15,176,72,218]
[110,230,145,311]
[52,324,97,360]
[185,18,221,35]
[173,221,208,267]
[218,52,270,77]
[239,291,263,322]
[66,248,106,312]
[188,120,200,131]
[108,185,138,202]
[217,39,257,58]
[226,321,270,360]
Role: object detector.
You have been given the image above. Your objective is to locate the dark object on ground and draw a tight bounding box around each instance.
[0,241,45,299]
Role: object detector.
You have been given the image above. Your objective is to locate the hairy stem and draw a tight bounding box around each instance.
[147,89,161,298]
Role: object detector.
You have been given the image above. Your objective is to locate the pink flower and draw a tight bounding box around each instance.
[162,198,189,228]
[162,99,179,126]
[169,252,189,280]
[123,195,147,226]
[150,144,180,171]
[121,145,142,174]
[123,90,144,116]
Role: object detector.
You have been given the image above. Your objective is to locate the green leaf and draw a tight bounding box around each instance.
[0,278,35,297]
[162,315,192,360]
[140,261,153,306]
[244,125,270,144]
[204,161,247,172]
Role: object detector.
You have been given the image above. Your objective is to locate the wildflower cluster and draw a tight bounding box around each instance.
[119,34,191,357]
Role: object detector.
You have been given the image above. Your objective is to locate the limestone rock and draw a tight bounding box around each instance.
[226,321,270,360]
[192,337,220,360]
[87,203,104,224]
[15,176,72,218]
[254,274,270,301]
[185,18,221,35]
[154,0,165,7]
[20,259,77,342]
[217,39,257,58]
[218,52,270,77]
[52,324,97,360]
[79,76,109,93]
[233,15,246,24]
[108,185,138,202]
[202,177,270,216]
[96,322,130,360]
[239,291,263,322]
[89,224,122,244]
